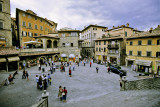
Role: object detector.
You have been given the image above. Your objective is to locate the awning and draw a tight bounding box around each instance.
[135,60,152,66]
[61,54,67,57]
[8,56,20,62]
[69,54,75,58]
[0,58,6,62]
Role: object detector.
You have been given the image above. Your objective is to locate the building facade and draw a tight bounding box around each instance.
[58,28,81,62]
[126,26,160,75]
[16,8,57,47]
[94,23,141,65]
[81,24,107,59]
[0,0,12,47]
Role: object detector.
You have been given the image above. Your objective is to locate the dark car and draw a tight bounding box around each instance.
[109,65,126,76]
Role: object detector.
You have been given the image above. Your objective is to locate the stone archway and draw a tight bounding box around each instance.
[47,40,52,48]
[53,40,58,48]
[37,39,43,48]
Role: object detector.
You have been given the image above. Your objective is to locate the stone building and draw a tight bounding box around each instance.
[126,25,160,75]
[0,0,12,47]
[16,8,57,47]
[95,23,142,65]
[58,27,81,62]
[81,24,107,59]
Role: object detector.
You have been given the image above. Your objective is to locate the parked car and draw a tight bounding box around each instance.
[109,65,126,76]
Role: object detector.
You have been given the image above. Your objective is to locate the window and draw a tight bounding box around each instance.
[137,51,141,56]
[22,21,26,26]
[28,15,31,18]
[28,32,32,37]
[99,41,101,45]
[62,33,65,37]
[156,52,160,57]
[71,43,73,47]
[62,43,65,47]
[45,28,47,31]
[102,29,105,31]
[104,41,106,45]
[40,34,42,35]
[28,23,32,28]
[96,48,98,51]
[71,32,78,36]
[125,32,127,37]
[35,17,37,20]
[22,13,25,17]
[130,41,133,45]
[104,48,106,52]
[34,33,38,36]
[22,31,27,36]
[0,22,3,29]
[138,40,142,45]
[116,50,118,53]
[96,41,98,45]
[148,40,152,45]
[94,33,96,38]
[40,19,42,22]
[99,47,101,52]
[35,25,38,29]
[157,40,160,45]
[147,51,152,57]
[40,26,43,30]
[93,28,97,30]
[129,51,133,55]
[0,3,2,12]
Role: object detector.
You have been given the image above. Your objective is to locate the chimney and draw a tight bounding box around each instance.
[126,23,129,27]
[112,26,115,29]
[149,27,153,33]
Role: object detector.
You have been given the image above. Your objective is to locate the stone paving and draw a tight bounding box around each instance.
[0,62,160,107]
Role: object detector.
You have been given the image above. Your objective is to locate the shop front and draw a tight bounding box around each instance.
[69,54,75,62]
[54,55,59,62]
[156,61,160,75]
[7,56,20,71]
[61,54,67,62]
[0,58,6,71]
[110,57,117,64]
[135,60,152,73]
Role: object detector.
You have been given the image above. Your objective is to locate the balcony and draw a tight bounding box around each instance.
[108,44,119,49]
[18,48,59,56]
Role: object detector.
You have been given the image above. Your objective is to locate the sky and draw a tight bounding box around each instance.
[10,0,160,31]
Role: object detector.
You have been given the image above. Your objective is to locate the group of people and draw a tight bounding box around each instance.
[36,74,52,90]
[58,86,67,102]
[22,70,29,80]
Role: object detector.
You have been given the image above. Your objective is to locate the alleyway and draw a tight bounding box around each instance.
[0,62,160,107]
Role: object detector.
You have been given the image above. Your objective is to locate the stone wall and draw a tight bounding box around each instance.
[121,77,160,90]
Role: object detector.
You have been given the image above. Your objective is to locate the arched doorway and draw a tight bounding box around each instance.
[53,41,58,48]
[39,56,46,64]
[47,40,52,48]
[38,39,43,48]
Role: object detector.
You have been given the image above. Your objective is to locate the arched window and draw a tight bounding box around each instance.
[47,40,52,48]
[53,41,58,48]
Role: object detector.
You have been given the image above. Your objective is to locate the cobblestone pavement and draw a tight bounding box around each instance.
[0,62,160,107]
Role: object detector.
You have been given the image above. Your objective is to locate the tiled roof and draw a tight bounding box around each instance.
[127,26,160,39]
[34,35,60,39]
[0,47,19,56]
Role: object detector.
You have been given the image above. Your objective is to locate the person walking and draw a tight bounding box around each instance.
[90,61,92,68]
[36,75,39,89]
[38,64,41,71]
[26,71,29,80]
[22,70,26,79]
[50,66,53,74]
[77,61,79,67]
[48,74,51,85]
[8,74,14,84]
[62,87,67,102]
[53,64,56,72]
[69,68,72,77]
[107,66,110,74]
[45,61,47,67]
[58,86,63,101]
[39,76,43,90]
[96,67,99,73]
[84,61,86,66]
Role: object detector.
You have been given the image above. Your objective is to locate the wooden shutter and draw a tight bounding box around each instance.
[0,4,2,12]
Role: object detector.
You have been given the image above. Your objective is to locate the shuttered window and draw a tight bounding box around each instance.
[0,22,3,29]
[0,3,2,12]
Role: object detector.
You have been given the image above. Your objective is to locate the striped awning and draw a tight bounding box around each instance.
[8,56,20,62]
[69,54,75,58]
[0,58,6,62]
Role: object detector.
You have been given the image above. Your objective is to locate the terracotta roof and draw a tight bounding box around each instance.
[0,47,19,56]
[127,26,160,40]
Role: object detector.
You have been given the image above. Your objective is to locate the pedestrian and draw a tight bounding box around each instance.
[22,70,26,79]
[90,61,92,68]
[38,64,41,71]
[69,68,72,77]
[26,71,29,80]
[39,76,43,90]
[53,64,56,72]
[48,61,50,66]
[45,61,47,67]
[48,74,51,85]
[36,75,39,89]
[52,60,54,66]
[77,61,79,67]
[62,87,67,102]
[73,65,75,71]
[8,74,14,84]
[107,66,110,74]
[43,76,47,90]
[84,61,86,66]
[50,66,53,74]
[58,86,63,101]
[96,67,99,73]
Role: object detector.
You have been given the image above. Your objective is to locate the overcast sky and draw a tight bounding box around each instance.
[10,0,160,31]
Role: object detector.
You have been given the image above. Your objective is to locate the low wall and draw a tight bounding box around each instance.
[31,98,48,107]
[121,77,160,90]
